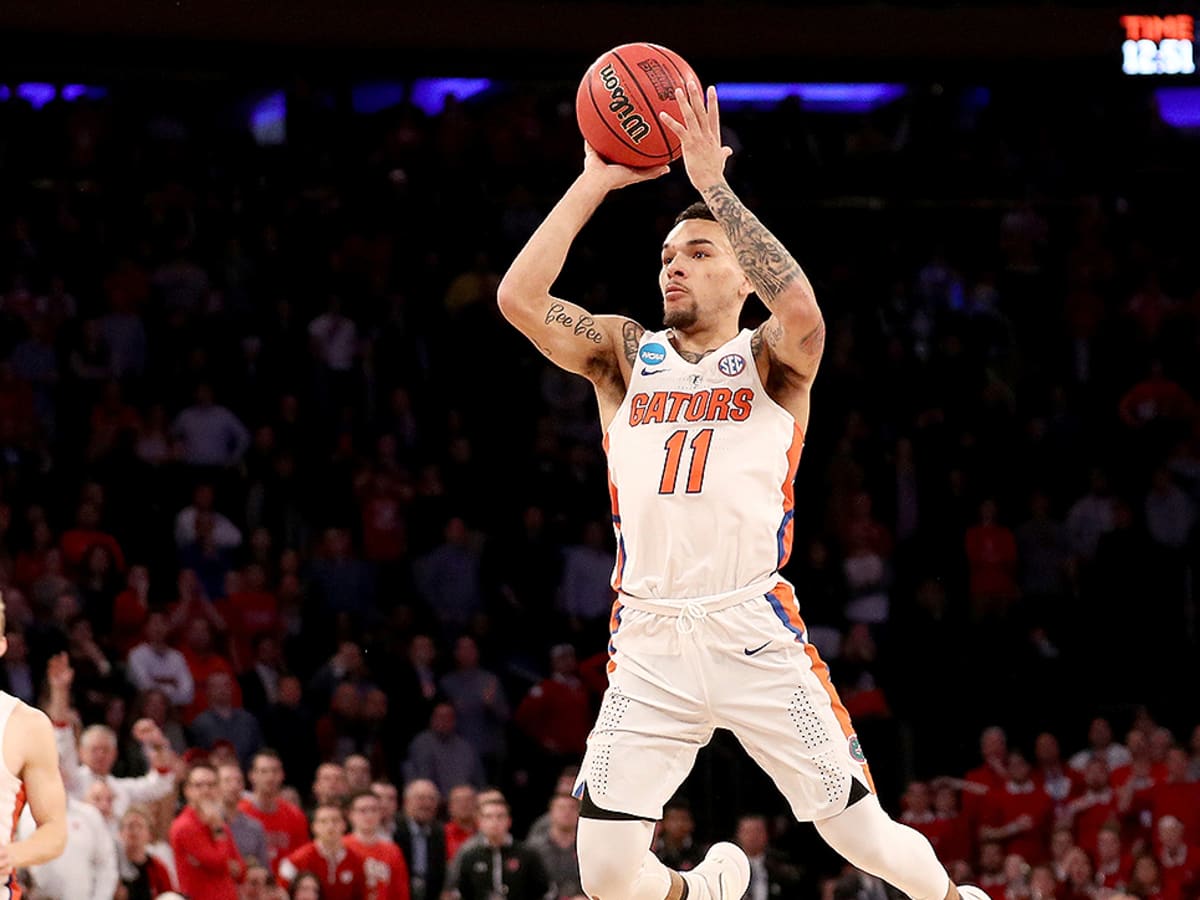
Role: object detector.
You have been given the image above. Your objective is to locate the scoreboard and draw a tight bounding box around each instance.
[1121,14,1196,75]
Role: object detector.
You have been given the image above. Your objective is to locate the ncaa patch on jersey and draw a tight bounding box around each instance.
[639,343,667,366]
[718,353,746,376]
[848,734,866,762]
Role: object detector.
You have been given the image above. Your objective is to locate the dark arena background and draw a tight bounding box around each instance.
[1,1,1199,898]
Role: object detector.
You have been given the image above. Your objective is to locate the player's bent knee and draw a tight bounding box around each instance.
[578,816,660,899]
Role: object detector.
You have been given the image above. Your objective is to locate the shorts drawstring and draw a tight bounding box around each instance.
[676,602,709,634]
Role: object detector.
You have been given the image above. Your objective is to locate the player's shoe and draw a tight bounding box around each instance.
[681,842,751,900]
[958,885,993,900]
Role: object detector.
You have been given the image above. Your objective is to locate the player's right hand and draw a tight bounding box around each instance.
[582,141,669,191]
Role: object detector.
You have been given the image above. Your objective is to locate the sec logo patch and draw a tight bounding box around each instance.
[718,353,746,376]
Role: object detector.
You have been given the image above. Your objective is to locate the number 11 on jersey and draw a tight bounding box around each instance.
[658,428,714,495]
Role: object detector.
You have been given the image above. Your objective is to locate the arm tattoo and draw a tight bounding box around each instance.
[701,183,804,307]
[798,320,826,357]
[751,319,784,359]
[622,320,645,365]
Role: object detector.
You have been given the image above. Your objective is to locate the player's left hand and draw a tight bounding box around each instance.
[659,81,733,192]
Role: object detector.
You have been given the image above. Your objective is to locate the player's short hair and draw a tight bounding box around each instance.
[0,593,6,634]
[673,201,716,227]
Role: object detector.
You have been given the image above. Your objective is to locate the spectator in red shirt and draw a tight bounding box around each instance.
[1028,864,1058,900]
[964,499,1019,613]
[216,563,281,670]
[180,617,241,723]
[1034,732,1081,815]
[1116,729,1168,844]
[1060,847,1097,900]
[343,789,411,900]
[977,840,1009,895]
[239,749,311,877]
[515,644,591,759]
[962,725,1009,836]
[169,762,246,900]
[1158,816,1199,900]
[1049,826,1079,882]
[1146,748,1200,847]
[1063,758,1119,855]
[1128,853,1166,900]
[111,564,151,657]
[1094,825,1132,890]
[59,499,126,573]
[932,783,973,869]
[1068,717,1132,774]
[279,803,368,900]
[443,785,478,862]
[979,750,1054,864]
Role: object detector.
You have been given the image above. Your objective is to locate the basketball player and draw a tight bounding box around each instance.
[0,599,68,897]
[497,80,990,900]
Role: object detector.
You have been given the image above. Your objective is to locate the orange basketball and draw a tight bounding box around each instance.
[575,42,700,168]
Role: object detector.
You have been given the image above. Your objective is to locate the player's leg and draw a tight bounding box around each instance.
[575,607,714,899]
[813,793,955,900]
[577,809,675,899]
[577,791,752,900]
[710,590,965,900]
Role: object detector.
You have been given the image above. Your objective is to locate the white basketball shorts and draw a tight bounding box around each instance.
[574,581,875,822]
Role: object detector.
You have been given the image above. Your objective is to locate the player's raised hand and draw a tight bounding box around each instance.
[658,81,732,192]
[582,141,670,191]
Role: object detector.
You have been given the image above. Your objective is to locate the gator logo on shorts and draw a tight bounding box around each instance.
[848,734,866,762]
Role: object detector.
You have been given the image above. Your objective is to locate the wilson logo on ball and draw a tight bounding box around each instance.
[598,64,652,144]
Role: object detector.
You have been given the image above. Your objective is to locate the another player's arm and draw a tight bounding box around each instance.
[661,81,824,379]
[2,706,68,872]
[497,145,667,381]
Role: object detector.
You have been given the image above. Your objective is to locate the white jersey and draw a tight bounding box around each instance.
[0,692,27,900]
[605,329,803,605]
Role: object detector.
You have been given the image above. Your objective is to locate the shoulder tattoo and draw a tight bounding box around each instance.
[622,320,645,365]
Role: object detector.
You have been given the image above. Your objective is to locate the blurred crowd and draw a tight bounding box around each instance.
[0,69,1198,899]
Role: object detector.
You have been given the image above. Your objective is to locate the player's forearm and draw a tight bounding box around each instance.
[699,180,820,320]
[9,818,67,868]
[497,175,610,309]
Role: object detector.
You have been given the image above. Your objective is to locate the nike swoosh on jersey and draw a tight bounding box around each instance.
[743,642,771,656]
[640,367,669,376]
